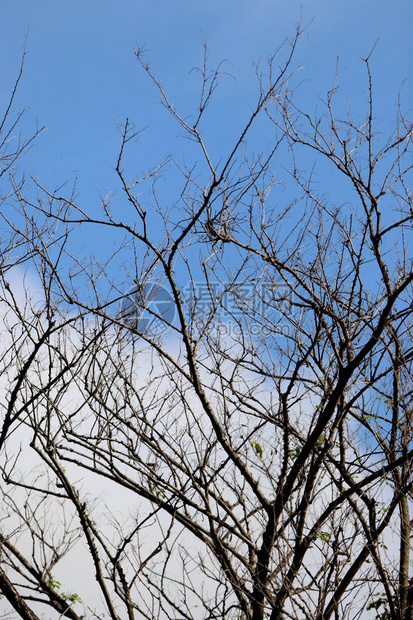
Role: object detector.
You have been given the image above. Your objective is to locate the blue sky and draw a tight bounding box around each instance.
[1,0,412,294]
[2,0,412,201]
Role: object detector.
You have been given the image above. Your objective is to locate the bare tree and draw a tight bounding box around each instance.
[1,25,412,620]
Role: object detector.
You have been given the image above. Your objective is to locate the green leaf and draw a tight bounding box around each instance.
[250,442,263,459]
[47,576,61,590]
